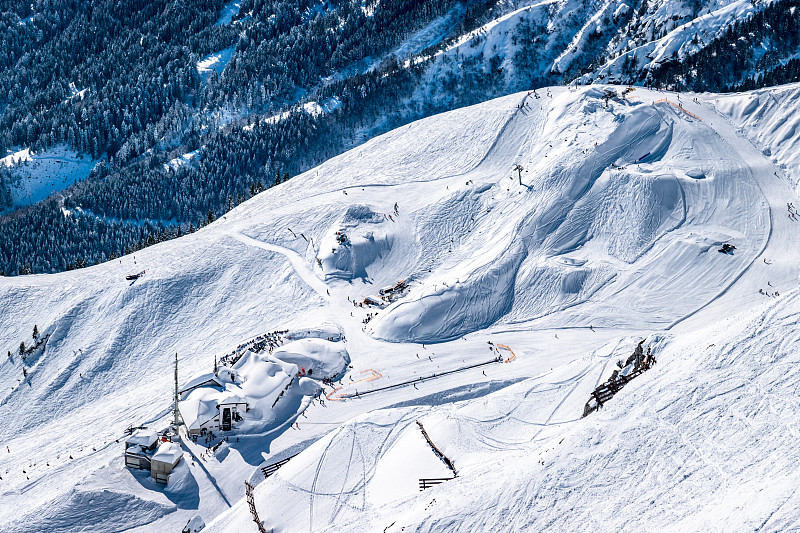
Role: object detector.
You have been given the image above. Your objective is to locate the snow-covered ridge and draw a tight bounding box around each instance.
[586,0,763,83]
[712,82,800,193]
[407,0,771,104]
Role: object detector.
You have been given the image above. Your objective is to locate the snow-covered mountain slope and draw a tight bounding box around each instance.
[2,83,800,531]
[712,83,800,192]
[413,0,776,105]
[0,145,99,213]
[583,0,762,83]
[214,289,800,533]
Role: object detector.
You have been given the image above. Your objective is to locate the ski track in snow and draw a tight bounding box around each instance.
[230,232,331,302]
[665,102,773,330]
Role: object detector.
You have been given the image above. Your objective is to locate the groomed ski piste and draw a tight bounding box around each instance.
[3,83,800,532]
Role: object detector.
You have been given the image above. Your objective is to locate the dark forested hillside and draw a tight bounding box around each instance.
[0,0,469,275]
[2,0,800,275]
[644,0,800,91]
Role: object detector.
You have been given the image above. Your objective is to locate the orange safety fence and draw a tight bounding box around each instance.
[325,369,383,401]
[496,344,516,363]
[653,98,702,121]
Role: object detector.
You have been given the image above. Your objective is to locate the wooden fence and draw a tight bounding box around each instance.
[583,353,655,417]
[653,98,702,121]
[419,477,455,491]
[261,453,299,479]
[417,421,457,476]
[244,480,268,533]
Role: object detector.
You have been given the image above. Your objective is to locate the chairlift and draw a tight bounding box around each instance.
[125,270,146,280]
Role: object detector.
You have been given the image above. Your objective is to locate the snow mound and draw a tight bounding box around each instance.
[271,338,350,377]
[317,205,395,281]
[370,89,699,342]
[180,337,348,434]
[369,251,520,343]
[3,488,175,533]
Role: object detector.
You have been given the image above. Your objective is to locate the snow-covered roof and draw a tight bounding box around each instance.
[179,373,223,397]
[218,393,247,406]
[125,428,158,447]
[125,444,143,454]
[180,386,223,430]
[152,441,182,465]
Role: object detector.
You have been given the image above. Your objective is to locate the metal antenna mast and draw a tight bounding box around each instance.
[173,353,184,430]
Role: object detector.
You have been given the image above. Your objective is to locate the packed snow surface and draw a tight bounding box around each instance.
[713,83,800,192]
[0,145,99,212]
[3,83,800,532]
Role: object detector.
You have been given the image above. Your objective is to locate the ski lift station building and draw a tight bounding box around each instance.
[179,372,249,436]
[124,429,184,484]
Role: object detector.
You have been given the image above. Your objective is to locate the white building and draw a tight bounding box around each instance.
[151,441,183,484]
[124,429,159,469]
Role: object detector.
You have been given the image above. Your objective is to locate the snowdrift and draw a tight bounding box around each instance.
[316,205,395,281]
[179,336,349,434]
